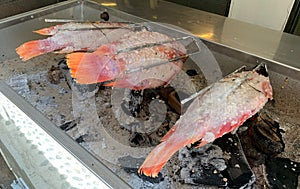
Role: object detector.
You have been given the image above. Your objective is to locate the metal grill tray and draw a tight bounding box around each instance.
[0,0,299,188]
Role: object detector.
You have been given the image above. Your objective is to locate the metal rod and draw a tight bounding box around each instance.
[122,36,199,74]
[124,54,189,74]
[181,86,211,104]
[45,18,134,24]
[44,19,144,31]
[117,36,194,54]
[45,18,85,23]
[181,64,266,104]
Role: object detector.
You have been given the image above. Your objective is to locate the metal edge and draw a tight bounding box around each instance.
[0,0,79,28]
[0,140,34,189]
[84,0,150,23]
[203,40,300,80]
[0,80,132,189]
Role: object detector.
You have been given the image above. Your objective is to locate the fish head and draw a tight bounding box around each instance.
[254,63,273,99]
[262,80,273,99]
[247,73,273,100]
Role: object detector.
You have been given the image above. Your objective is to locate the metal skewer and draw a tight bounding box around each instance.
[44,19,146,31]
[45,18,133,24]
[181,63,267,104]
[124,54,190,74]
[117,36,193,54]
[45,18,86,23]
[122,36,200,75]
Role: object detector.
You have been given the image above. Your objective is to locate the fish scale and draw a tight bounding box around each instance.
[107,31,177,53]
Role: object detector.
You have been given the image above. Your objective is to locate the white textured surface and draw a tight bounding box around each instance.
[0,92,110,189]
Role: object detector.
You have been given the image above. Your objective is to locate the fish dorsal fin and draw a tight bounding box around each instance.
[161,124,177,142]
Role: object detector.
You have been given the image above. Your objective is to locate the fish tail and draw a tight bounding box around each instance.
[16,39,52,61]
[34,26,56,35]
[66,52,117,84]
[138,139,185,177]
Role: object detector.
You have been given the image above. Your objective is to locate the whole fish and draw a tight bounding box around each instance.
[138,64,273,177]
[66,30,187,90]
[16,22,132,61]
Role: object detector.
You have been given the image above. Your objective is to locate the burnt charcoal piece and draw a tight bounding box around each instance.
[159,87,190,114]
[250,111,285,155]
[265,156,300,189]
[75,135,85,143]
[58,58,73,89]
[58,59,69,70]
[129,132,149,147]
[178,145,227,187]
[186,69,198,76]
[215,133,255,188]
[117,88,170,134]
[192,166,226,186]
[253,63,269,77]
[47,65,63,84]
[100,11,109,21]
[59,119,78,131]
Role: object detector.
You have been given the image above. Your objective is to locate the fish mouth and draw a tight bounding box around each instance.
[253,63,269,77]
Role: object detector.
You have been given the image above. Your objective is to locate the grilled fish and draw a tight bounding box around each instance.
[34,22,129,35]
[16,22,132,61]
[66,30,187,90]
[138,64,273,177]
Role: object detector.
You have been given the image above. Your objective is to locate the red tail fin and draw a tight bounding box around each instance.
[66,52,118,84]
[16,39,53,61]
[138,138,186,177]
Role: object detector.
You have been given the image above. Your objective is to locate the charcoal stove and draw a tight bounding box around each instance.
[0,0,299,188]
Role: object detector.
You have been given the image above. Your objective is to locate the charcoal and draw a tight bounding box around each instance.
[75,135,85,143]
[215,133,255,188]
[129,132,151,147]
[112,88,168,134]
[186,69,198,76]
[250,112,285,155]
[265,156,300,189]
[47,65,63,84]
[59,119,78,131]
[178,144,227,187]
